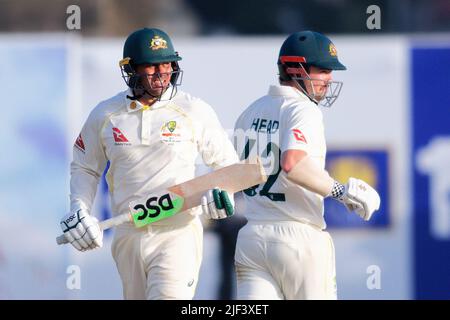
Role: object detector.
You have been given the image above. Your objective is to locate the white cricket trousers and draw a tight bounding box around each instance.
[235,221,337,300]
[111,218,203,300]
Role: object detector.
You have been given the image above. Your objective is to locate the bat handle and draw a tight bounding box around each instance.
[56,213,132,245]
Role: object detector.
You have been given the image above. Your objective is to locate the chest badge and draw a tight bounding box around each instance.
[167,120,177,133]
[160,120,182,144]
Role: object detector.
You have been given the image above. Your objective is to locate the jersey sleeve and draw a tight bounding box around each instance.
[233,113,244,160]
[70,107,108,213]
[196,99,239,169]
[280,106,322,155]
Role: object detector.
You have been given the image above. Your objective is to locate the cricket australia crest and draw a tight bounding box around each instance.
[160,120,182,144]
[150,36,168,50]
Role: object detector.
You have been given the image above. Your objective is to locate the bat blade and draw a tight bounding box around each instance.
[130,156,267,227]
[169,156,267,211]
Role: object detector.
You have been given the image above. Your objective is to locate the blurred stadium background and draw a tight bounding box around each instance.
[0,0,449,299]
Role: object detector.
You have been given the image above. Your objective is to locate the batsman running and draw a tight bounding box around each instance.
[233,31,381,299]
[59,28,239,299]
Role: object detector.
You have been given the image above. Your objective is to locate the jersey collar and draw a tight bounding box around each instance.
[125,88,172,112]
[268,85,309,101]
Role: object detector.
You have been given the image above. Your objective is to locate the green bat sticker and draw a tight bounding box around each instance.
[130,192,184,228]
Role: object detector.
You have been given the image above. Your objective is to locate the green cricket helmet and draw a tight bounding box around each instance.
[119,28,183,100]
[278,30,346,107]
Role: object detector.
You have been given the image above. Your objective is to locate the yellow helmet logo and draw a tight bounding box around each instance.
[150,36,168,51]
[329,43,337,57]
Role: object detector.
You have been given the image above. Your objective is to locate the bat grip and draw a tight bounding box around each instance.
[56,213,132,245]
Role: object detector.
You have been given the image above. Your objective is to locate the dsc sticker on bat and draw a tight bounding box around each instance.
[129,192,184,227]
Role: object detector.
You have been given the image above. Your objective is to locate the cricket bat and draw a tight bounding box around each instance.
[56,156,266,245]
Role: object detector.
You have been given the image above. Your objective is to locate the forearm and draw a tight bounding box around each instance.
[285,154,380,221]
[70,161,102,212]
[285,155,336,197]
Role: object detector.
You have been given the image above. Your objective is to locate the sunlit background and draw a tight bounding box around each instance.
[0,0,449,300]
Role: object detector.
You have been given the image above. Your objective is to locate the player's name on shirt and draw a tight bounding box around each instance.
[250,118,279,134]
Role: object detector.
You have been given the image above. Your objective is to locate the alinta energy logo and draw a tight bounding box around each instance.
[113,128,131,146]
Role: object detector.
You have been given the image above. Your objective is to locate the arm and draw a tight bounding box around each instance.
[197,100,239,219]
[281,149,334,197]
[283,150,380,221]
[280,107,335,197]
[281,149,307,174]
[60,109,108,250]
[197,100,239,169]
[280,106,379,221]
[70,111,108,213]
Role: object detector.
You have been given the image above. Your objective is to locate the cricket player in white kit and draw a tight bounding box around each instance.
[59,28,238,299]
[233,31,381,299]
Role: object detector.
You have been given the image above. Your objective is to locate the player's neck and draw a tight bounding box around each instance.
[138,95,158,107]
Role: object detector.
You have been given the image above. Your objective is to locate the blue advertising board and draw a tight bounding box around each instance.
[324,149,390,229]
[412,47,450,299]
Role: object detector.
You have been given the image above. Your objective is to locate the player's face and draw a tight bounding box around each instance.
[136,62,173,96]
[304,66,333,101]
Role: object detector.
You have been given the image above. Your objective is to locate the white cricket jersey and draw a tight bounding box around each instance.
[234,85,327,229]
[71,88,238,226]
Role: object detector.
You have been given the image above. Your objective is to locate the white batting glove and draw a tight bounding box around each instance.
[331,178,381,221]
[201,187,235,219]
[60,209,103,251]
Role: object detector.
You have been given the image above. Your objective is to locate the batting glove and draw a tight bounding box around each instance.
[60,209,103,251]
[201,187,235,219]
[331,178,381,221]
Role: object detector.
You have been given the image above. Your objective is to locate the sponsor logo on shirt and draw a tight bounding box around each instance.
[160,120,182,144]
[74,133,85,153]
[113,127,131,145]
[292,128,307,144]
